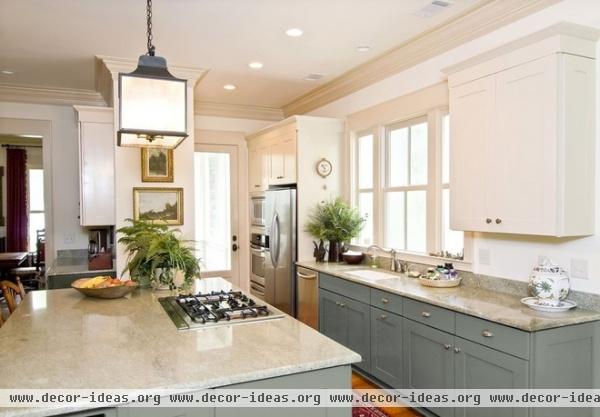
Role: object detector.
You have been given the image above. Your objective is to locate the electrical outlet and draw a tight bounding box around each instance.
[64,233,75,245]
[478,248,491,266]
[571,259,589,280]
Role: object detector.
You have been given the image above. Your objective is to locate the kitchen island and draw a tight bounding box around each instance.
[0,277,359,417]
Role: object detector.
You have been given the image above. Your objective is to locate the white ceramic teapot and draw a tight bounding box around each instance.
[528,257,570,307]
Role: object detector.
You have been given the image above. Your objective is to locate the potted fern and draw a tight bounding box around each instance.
[305,198,365,262]
[117,219,201,290]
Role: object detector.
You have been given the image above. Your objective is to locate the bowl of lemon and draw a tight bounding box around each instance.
[71,276,138,299]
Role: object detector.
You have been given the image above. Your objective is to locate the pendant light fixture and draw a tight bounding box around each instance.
[117,0,187,149]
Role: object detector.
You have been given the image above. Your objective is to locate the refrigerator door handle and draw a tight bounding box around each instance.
[270,212,279,267]
[273,212,281,265]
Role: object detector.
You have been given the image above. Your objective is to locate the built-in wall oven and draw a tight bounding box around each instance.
[250,232,269,300]
[250,195,266,228]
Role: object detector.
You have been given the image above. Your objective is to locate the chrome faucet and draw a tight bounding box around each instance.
[366,245,403,272]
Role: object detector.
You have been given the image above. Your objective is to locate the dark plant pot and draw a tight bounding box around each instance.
[328,241,341,263]
[338,243,347,262]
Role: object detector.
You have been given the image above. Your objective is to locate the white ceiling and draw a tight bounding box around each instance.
[0,0,480,109]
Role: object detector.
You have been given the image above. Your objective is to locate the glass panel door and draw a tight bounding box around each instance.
[194,145,239,282]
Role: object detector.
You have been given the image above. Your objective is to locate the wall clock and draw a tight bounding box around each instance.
[316,158,333,178]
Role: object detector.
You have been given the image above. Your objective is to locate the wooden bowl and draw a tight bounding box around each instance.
[342,252,364,265]
[71,278,138,299]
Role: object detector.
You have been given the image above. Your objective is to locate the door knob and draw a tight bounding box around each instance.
[232,244,238,252]
[232,235,237,242]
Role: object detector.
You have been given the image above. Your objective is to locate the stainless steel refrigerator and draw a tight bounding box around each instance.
[263,187,296,316]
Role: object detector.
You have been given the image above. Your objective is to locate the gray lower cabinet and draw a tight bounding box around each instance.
[403,319,455,417]
[318,288,370,372]
[454,337,528,417]
[370,307,402,388]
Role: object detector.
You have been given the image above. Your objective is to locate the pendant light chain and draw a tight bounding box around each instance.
[146,0,155,56]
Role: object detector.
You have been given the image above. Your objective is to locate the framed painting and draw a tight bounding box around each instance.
[141,148,174,182]
[133,187,183,225]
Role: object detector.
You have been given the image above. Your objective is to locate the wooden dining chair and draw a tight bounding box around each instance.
[0,277,26,313]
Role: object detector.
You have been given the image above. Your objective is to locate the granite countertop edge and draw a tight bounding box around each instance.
[297,261,600,332]
[0,356,359,417]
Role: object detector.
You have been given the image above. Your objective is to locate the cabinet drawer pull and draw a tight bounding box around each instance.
[381,297,389,304]
[421,311,431,318]
[254,184,260,188]
[454,347,461,353]
[486,218,492,224]
[378,314,387,320]
[277,176,284,179]
[339,303,346,308]
[335,301,341,306]
[444,344,451,350]
[482,330,494,338]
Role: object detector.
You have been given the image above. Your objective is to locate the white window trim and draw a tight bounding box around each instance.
[349,107,473,271]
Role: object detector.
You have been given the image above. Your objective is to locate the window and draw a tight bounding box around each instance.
[384,118,428,253]
[28,169,45,252]
[441,114,464,258]
[352,111,465,261]
[356,133,374,246]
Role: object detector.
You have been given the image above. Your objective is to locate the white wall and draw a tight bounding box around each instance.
[308,0,600,294]
[0,102,88,263]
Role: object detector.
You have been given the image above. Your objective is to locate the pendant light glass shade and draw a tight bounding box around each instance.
[117,56,188,149]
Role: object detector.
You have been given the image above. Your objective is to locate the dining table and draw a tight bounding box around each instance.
[0,252,28,278]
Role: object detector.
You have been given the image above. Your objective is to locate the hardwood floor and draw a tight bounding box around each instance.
[352,372,423,417]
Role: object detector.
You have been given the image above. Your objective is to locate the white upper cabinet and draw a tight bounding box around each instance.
[248,144,268,192]
[445,23,597,237]
[269,130,297,185]
[74,106,115,226]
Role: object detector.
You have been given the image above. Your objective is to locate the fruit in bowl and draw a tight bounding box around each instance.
[72,276,138,299]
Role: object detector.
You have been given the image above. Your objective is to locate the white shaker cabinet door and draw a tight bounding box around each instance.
[79,121,115,226]
[449,75,495,232]
[492,55,558,235]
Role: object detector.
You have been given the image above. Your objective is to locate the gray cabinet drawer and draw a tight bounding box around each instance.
[455,313,530,360]
[404,298,455,333]
[319,273,370,304]
[371,289,402,315]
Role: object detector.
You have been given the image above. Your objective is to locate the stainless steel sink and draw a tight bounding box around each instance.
[344,269,400,282]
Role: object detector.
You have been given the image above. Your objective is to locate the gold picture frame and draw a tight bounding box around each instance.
[133,187,183,225]
[141,148,174,182]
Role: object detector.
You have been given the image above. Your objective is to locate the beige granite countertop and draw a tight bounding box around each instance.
[46,257,115,276]
[297,261,600,332]
[0,277,359,417]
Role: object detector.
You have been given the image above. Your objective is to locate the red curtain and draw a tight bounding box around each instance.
[6,148,28,252]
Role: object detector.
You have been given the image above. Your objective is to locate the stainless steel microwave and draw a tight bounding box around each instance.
[250,194,266,227]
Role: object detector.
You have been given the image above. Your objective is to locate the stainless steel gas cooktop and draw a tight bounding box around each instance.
[159,290,285,330]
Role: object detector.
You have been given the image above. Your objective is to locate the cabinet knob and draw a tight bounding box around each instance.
[482,330,494,338]
[381,297,389,304]
[421,311,431,318]
[444,344,451,350]
[495,218,502,224]
[486,218,492,224]
[454,347,461,353]
[379,314,387,320]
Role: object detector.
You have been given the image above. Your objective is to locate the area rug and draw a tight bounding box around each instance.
[352,392,390,417]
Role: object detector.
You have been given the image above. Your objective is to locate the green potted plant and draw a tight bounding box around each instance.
[117,219,201,290]
[305,198,365,262]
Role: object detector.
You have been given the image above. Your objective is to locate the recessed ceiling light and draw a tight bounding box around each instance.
[248,61,264,69]
[303,74,323,82]
[285,28,304,37]
[356,46,371,52]
[223,84,237,91]
[0,70,15,75]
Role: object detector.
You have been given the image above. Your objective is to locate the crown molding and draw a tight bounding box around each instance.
[282,0,560,116]
[0,84,107,107]
[194,101,284,121]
